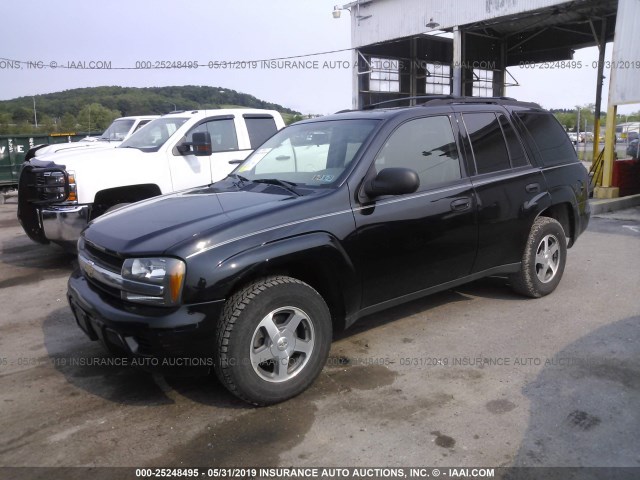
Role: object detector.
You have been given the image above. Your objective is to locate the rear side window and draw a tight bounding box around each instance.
[514,112,577,167]
[374,115,462,191]
[245,116,277,149]
[498,114,528,167]
[463,113,510,174]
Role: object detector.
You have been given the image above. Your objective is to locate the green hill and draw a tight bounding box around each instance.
[0,86,302,134]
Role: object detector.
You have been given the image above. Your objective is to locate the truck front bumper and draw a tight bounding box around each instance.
[41,204,90,246]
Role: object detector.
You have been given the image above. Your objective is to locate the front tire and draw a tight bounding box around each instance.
[510,216,567,298]
[214,276,332,405]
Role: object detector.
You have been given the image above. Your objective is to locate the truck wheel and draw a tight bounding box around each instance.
[214,276,332,405]
[509,216,567,298]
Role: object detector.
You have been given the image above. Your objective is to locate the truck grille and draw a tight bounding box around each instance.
[21,164,70,204]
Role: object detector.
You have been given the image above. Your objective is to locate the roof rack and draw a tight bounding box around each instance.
[362,95,536,110]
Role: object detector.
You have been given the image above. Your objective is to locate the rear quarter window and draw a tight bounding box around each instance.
[514,112,577,167]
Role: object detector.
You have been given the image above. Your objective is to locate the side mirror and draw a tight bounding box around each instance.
[364,167,420,198]
[178,131,212,156]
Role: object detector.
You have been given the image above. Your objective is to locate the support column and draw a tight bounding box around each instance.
[410,37,417,103]
[593,18,607,159]
[453,26,462,96]
[595,104,619,198]
[352,48,361,110]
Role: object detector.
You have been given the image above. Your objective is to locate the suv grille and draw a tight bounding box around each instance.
[84,241,125,272]
[80,241,125,300]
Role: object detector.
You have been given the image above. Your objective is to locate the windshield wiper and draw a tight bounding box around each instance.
[226,173,250,188]
[251,178,301,196]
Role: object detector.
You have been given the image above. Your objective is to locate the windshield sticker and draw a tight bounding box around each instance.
[238,148,271,172]
[312,174,335,182]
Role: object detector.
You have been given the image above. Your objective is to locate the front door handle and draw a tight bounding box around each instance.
[450,197,472,211]
[526,183,540,193]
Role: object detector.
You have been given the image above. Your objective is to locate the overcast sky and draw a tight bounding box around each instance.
[1,0,637,115]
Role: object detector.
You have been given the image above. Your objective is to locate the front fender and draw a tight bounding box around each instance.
[182,232,360,321]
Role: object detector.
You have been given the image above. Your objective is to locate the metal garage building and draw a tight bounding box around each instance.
[336,0,638,198]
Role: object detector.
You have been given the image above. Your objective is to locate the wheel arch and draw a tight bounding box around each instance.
[91,184,162,219]
[536,199,578,247]
[193,232,359,332]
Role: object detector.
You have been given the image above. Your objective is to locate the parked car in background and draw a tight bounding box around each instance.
[68,96,590,405]
[29,116,159,159]
[567,132,584,144]
[18,109,285,248]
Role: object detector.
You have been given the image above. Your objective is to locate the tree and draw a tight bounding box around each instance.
[12,107,32,124]
[61,113,77,131]
[76,103,121,132]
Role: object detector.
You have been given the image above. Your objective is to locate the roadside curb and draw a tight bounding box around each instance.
[590,193,640,215]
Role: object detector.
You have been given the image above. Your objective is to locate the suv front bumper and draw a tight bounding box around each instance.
[67,270,224,369]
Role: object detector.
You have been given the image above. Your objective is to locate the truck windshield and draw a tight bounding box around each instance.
[119,117,188,152]
[99,119,135,141]
[235,119,379,187]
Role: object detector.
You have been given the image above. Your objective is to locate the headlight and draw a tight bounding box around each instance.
[121,257,186,306]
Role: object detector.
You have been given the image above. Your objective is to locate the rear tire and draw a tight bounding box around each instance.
[510,216,567,298]
[214,276,332,405]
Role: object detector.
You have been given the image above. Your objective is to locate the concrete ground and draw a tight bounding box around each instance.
[0,199,638,474]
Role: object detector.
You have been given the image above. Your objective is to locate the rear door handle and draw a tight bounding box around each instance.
[526,183,540,193]
[450,197,472,211]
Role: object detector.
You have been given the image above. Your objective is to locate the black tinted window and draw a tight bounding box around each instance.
[463,113,510,174]
[375,116,461,191]
[515,112,577,167]
[245,116,277,149]
[498,114,528,167]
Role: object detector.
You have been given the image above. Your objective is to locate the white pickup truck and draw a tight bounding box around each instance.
[18,109,286,248]
[31,116,159,158]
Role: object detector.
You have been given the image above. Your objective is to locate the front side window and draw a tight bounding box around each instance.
[374,116,461,191]
[119,117,188,152]
[236,119,378,187]
[463,112,510,174]
[185,118,239,153]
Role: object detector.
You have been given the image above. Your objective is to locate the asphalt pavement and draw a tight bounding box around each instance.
[0,199,638,476]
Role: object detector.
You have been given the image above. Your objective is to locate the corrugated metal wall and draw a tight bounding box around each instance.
[351,0,573,47]
[609,0,640,105]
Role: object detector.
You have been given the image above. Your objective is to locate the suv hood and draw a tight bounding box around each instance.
[83,186,302,255]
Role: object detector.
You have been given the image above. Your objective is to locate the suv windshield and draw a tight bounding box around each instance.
[119,117,188,152]
[236,119,378,187]
[99,119,135,141]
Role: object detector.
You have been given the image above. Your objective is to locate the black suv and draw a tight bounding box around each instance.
[68,96,590,405]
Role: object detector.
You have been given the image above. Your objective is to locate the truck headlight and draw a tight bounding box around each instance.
[121,257,186,306]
